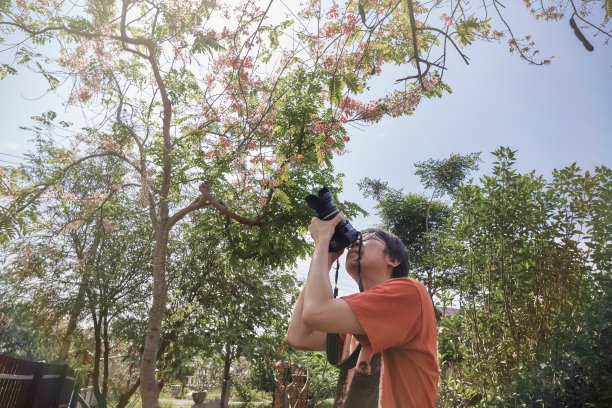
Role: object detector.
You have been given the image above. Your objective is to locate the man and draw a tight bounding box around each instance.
[286,214,438,407]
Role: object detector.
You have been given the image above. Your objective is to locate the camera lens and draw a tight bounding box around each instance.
[305,187,360,252]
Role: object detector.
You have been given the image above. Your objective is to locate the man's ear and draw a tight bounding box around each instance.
[387,257,400,268]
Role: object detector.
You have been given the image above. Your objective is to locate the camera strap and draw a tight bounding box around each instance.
[326,233,364,369]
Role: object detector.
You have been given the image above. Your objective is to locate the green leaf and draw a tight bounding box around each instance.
[36,61,59,90]
[192,32,225,55]
[275,189,292,210]
[343,71,362,94]
[0,63,17,80]
[328,75,344,105]
[65,16,94,33]
[0,0,11,13]
[455,17,490,46]
[269,29,279,49]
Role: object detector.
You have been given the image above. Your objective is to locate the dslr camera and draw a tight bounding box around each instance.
[305,187,359,252]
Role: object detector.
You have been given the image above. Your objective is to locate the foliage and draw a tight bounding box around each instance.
[359,152,480,295]
[0,287,62,360]
[360,148,610,406]
[359,181,452,293]
[0,137,152,407]
[158,219,298,408]
[414,153,481,199]
[435,148,611,406]
[290,351,339,403]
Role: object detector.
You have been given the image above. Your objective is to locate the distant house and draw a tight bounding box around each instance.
[442,307,460,318]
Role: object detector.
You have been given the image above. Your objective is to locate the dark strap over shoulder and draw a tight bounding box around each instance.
[327,240,364,370]
[326,333,361,370]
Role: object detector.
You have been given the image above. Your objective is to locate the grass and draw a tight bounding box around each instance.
[122,388,339,408]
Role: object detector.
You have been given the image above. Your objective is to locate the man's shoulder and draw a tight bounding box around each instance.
[381,277,428,292]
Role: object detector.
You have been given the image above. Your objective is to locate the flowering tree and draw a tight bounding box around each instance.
[317,0,610,87]
[0,0,444,405]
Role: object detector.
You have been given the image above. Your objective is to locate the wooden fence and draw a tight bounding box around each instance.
[0,354,79,408]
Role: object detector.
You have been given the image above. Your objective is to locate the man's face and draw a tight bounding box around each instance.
[345,232,393,282]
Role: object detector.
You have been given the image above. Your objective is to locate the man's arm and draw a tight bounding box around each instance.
[301,215,365,335]
[286,248,344,351]
[285,286,326,351]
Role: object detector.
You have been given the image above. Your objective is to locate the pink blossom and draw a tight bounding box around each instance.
[206,149,221,159]
[312,122,327,132]
[341,14,358,35]
[327,3,339,19]
[323,55,335,69]
[323,24,338,38]
[219,137,231,148]
[440,13,454,27]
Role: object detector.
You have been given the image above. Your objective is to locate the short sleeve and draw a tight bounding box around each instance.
[341,279,422,354]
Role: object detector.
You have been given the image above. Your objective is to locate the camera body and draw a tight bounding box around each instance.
[305,187,360,252]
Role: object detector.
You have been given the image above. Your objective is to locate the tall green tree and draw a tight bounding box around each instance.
[359,178,452,295]
[161,219,297,408]
[359,151,479,296]
[436,147,611,406]
[414,152,480,233]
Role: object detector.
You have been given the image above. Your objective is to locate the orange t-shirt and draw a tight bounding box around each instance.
[337,278,439,408]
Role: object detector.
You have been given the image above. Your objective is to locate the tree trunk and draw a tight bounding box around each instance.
[60,232,100,362]
[139,219,170,408]
[91,311,106,408]
[102,310,110,401]
[116,378,140,408]
[58,282,85,361]
[220,343,233,408]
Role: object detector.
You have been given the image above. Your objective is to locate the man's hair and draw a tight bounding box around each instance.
[360,228,409,278]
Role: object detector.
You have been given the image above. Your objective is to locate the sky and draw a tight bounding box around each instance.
[1,2,610,294]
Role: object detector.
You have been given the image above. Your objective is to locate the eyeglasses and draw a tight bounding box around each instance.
[348,231,381,249]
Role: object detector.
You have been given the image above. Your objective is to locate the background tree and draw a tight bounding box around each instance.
[435,148,611,405]
[414,152,481,234]
[359,151,479,296]
[0,132,152,407]
[360,148,610,405]
[359,179,451,295]
[155,213,300,408]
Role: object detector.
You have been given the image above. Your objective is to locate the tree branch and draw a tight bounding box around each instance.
[198,183,265,226]
[569,0,611,39]
[167,196,210,229]
[406,0,423,86]
[416,26,470,65]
